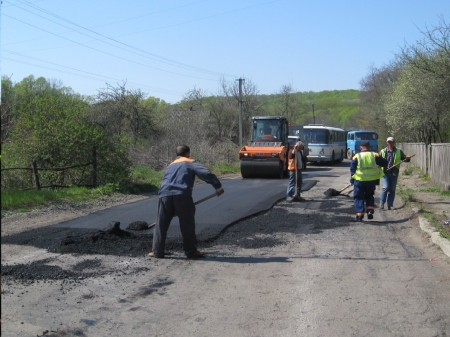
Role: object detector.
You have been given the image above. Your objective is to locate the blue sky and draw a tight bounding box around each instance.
[1,0,449,104]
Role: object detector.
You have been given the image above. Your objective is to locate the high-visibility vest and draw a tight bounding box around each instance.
[352,151,384,181]
[288,151,301,171]
[380,147,402,167]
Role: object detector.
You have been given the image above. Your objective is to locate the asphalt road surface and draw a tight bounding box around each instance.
[52,173,319,239]
[2,161,449,337]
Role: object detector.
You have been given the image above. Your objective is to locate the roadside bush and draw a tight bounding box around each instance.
[1,95,131,189]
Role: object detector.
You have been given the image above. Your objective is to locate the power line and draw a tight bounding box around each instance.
[9,0,237,78]
[3,55,185,98]
[3,13,222,82]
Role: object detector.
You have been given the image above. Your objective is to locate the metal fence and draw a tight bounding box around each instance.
[398,142,450,191]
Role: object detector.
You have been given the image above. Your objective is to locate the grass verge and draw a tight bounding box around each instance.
[1,163,239,216]
[398,166,450,239]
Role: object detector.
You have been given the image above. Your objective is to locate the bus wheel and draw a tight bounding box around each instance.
[347,149,353,160]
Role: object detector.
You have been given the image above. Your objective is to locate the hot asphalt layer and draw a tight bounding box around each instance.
[52,175,319,240]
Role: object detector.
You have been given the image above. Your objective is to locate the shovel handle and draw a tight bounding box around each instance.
[339,184,352,193]
[148,191,218,229]
[385,154,415,172]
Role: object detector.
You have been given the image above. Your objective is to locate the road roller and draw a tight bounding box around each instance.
[239,116,290,178]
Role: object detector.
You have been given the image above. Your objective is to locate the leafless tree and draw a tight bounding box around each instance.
[91,82,158,145]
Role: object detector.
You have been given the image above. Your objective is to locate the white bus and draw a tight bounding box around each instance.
[303,124,347,164]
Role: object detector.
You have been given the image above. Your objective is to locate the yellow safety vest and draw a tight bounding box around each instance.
[352,152,384,181]
[380,147,402,167]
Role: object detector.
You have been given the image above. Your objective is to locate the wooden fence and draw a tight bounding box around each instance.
[1,147,97,190]
[398,143,450,191]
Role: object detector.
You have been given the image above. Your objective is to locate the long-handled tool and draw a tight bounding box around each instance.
[294,150,299,198]
[385,154,415,172]
[324,183,352,197]
[148,191,218,229]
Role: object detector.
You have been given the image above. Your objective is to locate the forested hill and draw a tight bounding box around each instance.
[259,89,362,129]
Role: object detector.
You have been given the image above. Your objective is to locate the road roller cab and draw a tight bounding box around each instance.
[239,116,290,178]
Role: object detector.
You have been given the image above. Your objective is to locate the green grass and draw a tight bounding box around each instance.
[1,166,164,215]
[1,185,119,214]
[441,190,450,197]
[416,203,450,239]
[398,188,416,202]
[403,167,414,175]
[1,163,238,215]
[420,187,441,193]
[208,162,240,175]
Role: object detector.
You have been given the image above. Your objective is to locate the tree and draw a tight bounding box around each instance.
[274,83,303,123]
[385,63,449,143]
[359,62,403,140]
[1,75,16,143]
[2,87,131,189]
[91,82,159,145]
[398,17,450,142]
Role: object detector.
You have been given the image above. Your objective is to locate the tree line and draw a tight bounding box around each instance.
[359,18,450,144]
[1,19,448,190]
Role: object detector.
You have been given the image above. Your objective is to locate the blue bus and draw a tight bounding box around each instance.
[346,130,379,159]
[303,124,347,164]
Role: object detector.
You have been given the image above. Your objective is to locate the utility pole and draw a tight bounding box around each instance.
[312,103,316,124]
[237,78,244,147]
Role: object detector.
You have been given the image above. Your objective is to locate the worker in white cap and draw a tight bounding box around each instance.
[379,137,411,210]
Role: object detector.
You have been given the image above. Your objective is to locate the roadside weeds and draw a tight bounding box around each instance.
[397,164,450,258]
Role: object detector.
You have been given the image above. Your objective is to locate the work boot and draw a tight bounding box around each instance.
[380,203,385,210]
[286,196,294,202]
[355,215,364,222]
[367,210,374,220]
[388,206,393,210]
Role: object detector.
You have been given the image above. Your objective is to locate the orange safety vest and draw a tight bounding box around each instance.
[288,151,301,171]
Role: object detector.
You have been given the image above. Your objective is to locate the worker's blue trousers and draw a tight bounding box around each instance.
[380,171,398,207]
[353,181,376,214]
[286,169,302,198]
[152,195,198,257]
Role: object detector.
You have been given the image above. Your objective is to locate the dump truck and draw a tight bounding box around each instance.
[239,116,290,178]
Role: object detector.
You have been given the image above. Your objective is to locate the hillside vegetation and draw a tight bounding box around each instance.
[2,19,448,194]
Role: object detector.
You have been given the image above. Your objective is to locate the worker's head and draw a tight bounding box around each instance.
[295,141,304,151]
[360,140,370,151]
[176,145,191,158]
[263,125,272,134]
[386,136,395,147]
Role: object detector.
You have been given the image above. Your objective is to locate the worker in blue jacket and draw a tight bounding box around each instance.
[350,141,388,222]
[150,145,224,258]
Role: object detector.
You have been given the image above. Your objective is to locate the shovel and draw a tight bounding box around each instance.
[324,183,352,197]
[148,191,219,229]
[385,154,415,172]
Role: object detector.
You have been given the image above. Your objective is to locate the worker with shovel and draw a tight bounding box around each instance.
[149,145,224,259]
[350,141,387,222]
[379,137,412,210]
[286,141,305,202]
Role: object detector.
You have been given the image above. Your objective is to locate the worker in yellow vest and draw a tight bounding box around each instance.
[379,137,411,210]
[350,141,388,222]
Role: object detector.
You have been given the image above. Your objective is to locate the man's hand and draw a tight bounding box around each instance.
[350,178,355,186]
[216,187,224,196]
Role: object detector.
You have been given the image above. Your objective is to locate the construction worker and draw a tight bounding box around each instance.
[149,145,224,259]
[286,141,304,202]
[350,140,387,222]
[261,125,275,139]
[379,136,411,210]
